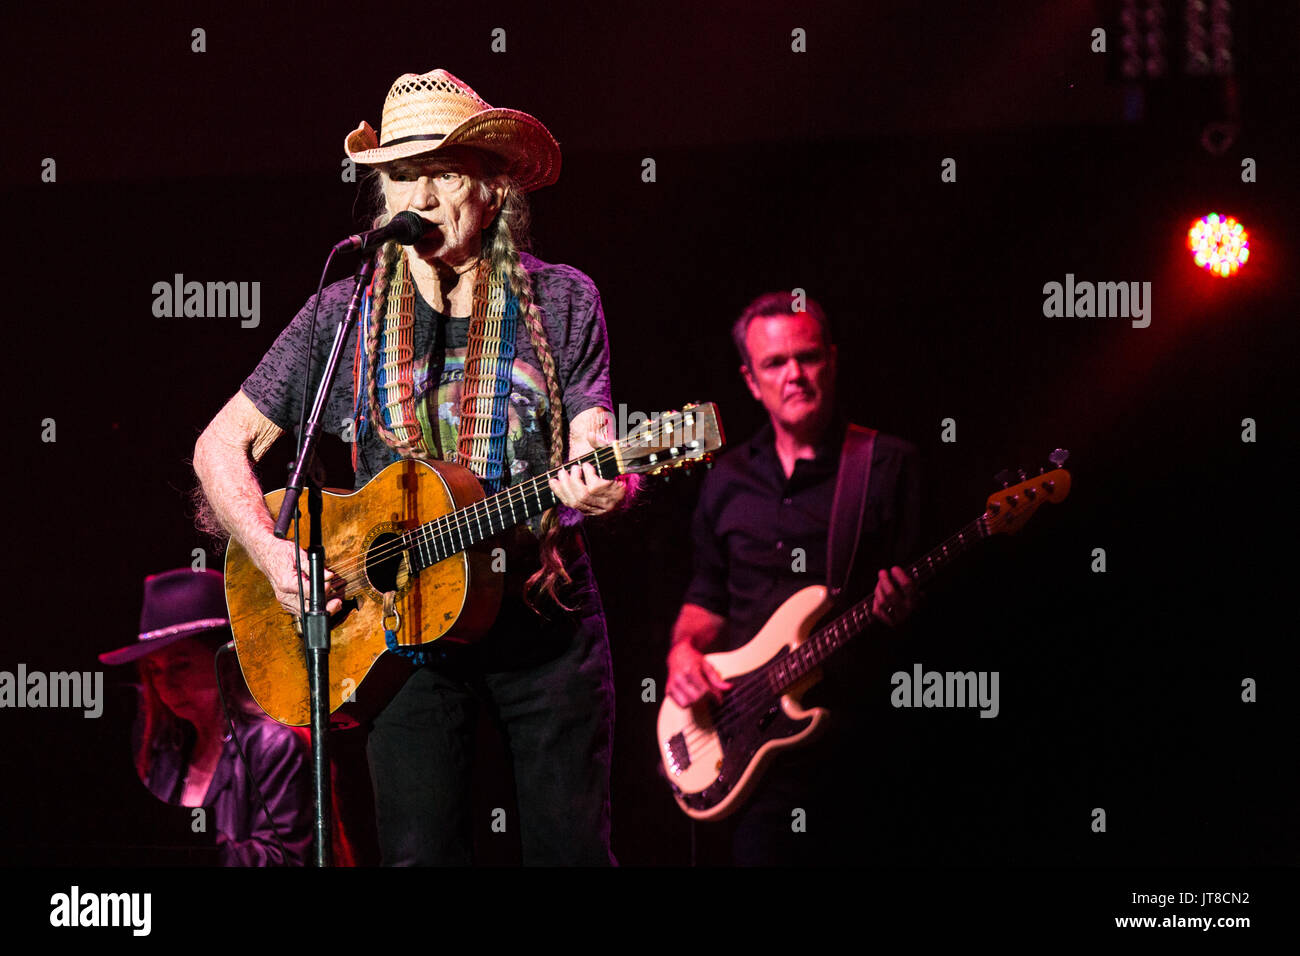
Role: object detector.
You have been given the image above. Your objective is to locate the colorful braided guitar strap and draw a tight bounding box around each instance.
[351,254,518,495]
[455,259,519,494]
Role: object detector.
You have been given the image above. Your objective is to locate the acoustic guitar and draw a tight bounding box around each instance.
[226,404,724,726]
[657,456,1071,820]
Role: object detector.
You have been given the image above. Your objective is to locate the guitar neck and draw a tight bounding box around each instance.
[769,515,989,692]
[401,446,621,573]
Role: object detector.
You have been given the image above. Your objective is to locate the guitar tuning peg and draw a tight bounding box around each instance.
[1049,448,1070,468]
[994,469,1012,488]
[1017,467,1028,483]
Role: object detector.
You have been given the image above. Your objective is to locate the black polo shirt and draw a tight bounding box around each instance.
[684,417,921,652]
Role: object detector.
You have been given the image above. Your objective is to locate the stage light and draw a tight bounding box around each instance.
[1187,213,1249,277]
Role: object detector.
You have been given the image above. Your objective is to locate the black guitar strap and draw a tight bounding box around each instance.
[826,423,877,600]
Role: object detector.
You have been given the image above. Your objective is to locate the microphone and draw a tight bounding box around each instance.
[332,211,436,253]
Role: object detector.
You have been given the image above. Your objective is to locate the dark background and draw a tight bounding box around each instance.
[1,0,1296,866]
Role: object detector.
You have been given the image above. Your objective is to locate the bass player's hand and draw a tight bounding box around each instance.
[872,565,919,626]
[666,641,732,707]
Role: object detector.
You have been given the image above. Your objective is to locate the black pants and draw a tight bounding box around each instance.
[729,695,878,866]
[731,745,843,866]
[366,590,616,866]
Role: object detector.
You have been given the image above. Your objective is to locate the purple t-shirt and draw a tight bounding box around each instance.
[242,252,612,490]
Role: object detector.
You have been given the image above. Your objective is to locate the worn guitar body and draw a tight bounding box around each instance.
[224,458,501,727]
[658,585,835,821]
[225,404,726,727]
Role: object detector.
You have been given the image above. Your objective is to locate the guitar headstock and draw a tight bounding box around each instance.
[614,403,726,477]
[984,458,1072,536]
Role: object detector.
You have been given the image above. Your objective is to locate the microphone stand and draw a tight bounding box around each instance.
[273,253,376,867]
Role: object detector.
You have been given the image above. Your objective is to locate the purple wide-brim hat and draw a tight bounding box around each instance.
[99,568,229,665]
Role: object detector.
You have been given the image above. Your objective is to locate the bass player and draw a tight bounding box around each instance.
[664,290,921,865]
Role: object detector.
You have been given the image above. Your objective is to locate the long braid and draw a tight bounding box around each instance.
[483,187,573,609]
[500,236,574,608]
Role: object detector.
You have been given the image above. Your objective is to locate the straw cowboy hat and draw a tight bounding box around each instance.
[99,569,230,665]
[344,68,561,192]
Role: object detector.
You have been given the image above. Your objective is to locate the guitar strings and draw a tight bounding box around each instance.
[334,414,705,578]
[672,621,867,754]
[288,418,693,594]
[671,644,838,754]
[316,443,617,587]
[305,418,699,650]
[673,585,923,749]
[318,438,628,581]
[674,649,852,759]
[669,520,991,759]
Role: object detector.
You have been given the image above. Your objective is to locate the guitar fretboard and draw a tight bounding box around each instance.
[765,515,990,694]
[400,446,620,573]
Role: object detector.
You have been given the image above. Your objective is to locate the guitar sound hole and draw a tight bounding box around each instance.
[366,533,405,593]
